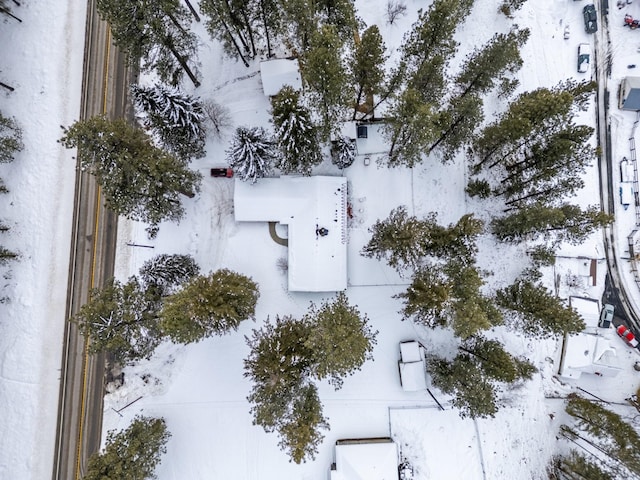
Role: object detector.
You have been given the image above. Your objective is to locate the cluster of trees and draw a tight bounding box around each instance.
[362,207,587,418]
[74,253,259,362]
[468,80,612,246]
[83,416,170,480]
[96,0,200,86]
[244,293,377,463]
[550,396,640,479]
[0,111,22,270]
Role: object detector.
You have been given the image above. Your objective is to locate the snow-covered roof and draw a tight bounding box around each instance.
[259,58,302,97]
[331,440,399,480]
[399,341,427,391]
[340,122,389,156]
[569,296,600,330]
[234,176,347,292]
[559,333,621,379]
[620,77,640,110]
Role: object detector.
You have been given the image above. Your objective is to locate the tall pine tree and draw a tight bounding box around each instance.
[226,126,276,183]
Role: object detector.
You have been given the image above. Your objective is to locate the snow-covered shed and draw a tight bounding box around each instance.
[558,296,621,379]
[330,438,399,480]
[398,341,427,392]
[234,176,347,292]
[259,58,302,97]
[340,121,389,156]
[619,77,640,110]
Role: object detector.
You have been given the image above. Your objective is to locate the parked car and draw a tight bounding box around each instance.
[617,325,639,348]
[210,167,233,178]
[577,43,591,73]
[583,4,597,33]
[599,304,614,328]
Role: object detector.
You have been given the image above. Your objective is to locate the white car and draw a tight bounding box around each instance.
[578,43,591,73]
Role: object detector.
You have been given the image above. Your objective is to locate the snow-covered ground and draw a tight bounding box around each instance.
[0,2,86,479]
[4,0,640,479]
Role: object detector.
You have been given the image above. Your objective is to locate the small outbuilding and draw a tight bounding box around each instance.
[330,438,399,480]
[259,58,302,97]
[398,341,427,392]
[619,77,640,110]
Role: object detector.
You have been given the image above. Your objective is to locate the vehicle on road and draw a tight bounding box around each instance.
[583,4,598,33]
[577,43,591,73]
[210,167,233,178]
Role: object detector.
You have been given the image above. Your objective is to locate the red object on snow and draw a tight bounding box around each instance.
[617,325,639,347]
[210,168,233,178]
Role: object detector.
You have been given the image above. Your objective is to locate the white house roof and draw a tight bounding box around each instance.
[234,176,347,292]
[340,121,389,156]
[399,341,427,391]
[259,58,302,97]
[559,333,621,379]
[331,441,399,480]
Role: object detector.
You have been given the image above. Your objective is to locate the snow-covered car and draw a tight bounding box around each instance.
[583,5,597,33]
[210,168,233,178]
[599,304,614,328]
[577,43,591,73]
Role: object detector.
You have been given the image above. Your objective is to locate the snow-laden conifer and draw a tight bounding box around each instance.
[226,126,276,183]
[330,136,356,169]
[131,83,206,160]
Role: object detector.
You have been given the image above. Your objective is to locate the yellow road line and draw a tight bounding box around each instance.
[74,24,111,480]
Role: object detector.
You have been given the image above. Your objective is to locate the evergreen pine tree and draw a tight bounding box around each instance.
[424,213,483,264]
[314,0,358,40]
[138,253,200,298]
[384,88,437,168]
[496,278,585,338]
[59,116,202,233]
[0,111,23,163]
[303,292,378,388]
[396,265,452,327]
[301,25,350,140]
[460,335,536,383]
[351,25,387,119]
[276,382,329,464]
[73,277,162,362]
[551,451,614,480]
[454,29,530,98]
[428,354,499,419]
[491,203,613,244]
[0,245,18,265]
[361,205,428,271]
[270,86,323,175]
[83,416,170,480]
[160,269,259,344]
[226,126,276,183]
[131,84,207,161]
[96,0,200,86]
[330,136,356,169]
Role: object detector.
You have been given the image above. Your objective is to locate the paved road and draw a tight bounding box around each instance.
[51,1,131,479]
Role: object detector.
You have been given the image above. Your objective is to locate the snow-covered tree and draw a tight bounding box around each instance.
[330,136,356,169]
[550,451,614,480]
[138,253,200,298]
[59,116,202,235]
[96,0,199,86]
[396,265,453,327]
[350,25,386,119]
[303,292,378,388]
[131,83,206,160]
[226,126,276,183]
[270,86,322,175]
[73,277,162,362]
[0,246,18,265]
[0,111,23,163]
[84,416,170,480]
[160,269,259,344]
[201,98,232,140]
[496,278,585,338]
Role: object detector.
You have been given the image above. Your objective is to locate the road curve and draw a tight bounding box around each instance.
[51,0,130,479]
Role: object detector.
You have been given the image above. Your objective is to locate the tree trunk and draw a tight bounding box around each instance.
[428,113,465,153]
[164,37,201,87]
[183,0,201,21]
[259,0,273,58]
[0,6,21,22]
[239,6,257,57]
[218,15,249,67]
[0,81,15,92]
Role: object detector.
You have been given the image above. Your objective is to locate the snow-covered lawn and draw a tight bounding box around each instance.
[5,0,640,479]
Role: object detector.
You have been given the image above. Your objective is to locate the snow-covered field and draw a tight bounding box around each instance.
[4,0,640,479]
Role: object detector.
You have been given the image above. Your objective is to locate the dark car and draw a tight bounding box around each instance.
[210,168,233,178]
[583,4,597,33]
